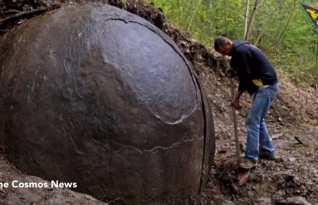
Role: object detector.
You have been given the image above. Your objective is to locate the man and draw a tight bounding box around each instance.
[214,36,279,168]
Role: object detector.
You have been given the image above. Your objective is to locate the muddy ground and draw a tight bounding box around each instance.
[198,62,318,205]
[0,0,317,204]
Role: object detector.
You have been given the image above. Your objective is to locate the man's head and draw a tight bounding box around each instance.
[214,36,234,56]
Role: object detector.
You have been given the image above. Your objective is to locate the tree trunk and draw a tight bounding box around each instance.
[275,0,297,46]
[243,0,250,40]
[245,0,262,41]
[254,31,264,46]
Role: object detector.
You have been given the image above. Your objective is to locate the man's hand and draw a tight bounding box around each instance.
[231,97,241,110]
[226,68,237,78]
[231,91,243,110]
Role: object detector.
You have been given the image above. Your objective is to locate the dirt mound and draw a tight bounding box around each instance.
[0,0,52,15]
[198,62,318,204]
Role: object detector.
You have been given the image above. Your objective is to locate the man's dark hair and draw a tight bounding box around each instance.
[214,36,231,51]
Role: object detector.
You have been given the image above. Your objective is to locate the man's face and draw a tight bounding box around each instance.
[217,42,233,56]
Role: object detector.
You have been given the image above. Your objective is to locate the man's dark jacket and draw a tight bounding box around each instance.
[230,41,278,94]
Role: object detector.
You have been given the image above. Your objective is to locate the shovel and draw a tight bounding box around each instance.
[230,77,241,167]
[230,77,250,186]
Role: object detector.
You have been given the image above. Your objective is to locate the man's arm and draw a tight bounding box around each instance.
[231,58,249,110]
[230,47,253,109]
[234,46,253,92]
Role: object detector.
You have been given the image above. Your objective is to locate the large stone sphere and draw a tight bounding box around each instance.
[0,3,214,204]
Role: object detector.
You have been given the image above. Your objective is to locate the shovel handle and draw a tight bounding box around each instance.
[230,78,241,167]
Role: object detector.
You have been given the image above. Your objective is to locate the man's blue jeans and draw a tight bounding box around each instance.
[245,83,279,161]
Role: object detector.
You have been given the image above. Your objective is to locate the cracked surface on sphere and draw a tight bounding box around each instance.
[0,3,214,204]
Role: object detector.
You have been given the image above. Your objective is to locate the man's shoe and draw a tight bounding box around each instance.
[259,151,276,161]
[239,158,257,170]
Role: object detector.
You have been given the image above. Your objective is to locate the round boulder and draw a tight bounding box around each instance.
[0,3,214,204]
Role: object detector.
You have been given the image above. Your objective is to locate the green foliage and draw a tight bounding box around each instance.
[150,0,318,86]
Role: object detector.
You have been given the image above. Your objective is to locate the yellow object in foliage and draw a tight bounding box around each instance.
[306,7,318,25]
[252,79,264,88]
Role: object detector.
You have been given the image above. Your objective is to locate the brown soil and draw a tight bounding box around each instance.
[0,0,317,204]
[198,63,318,204]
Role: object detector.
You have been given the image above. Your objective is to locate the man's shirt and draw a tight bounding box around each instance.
[230,41,278,94]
